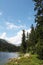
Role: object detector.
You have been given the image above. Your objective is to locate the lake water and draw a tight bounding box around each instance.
[0,52,19,65]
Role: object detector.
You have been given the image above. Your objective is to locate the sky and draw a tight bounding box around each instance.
[0,0,35,46]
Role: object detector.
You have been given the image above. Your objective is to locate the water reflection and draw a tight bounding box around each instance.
[0,52,19,65]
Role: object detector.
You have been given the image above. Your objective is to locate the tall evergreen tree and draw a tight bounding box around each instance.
[33,0,43,59]
[29,24,36,54]
[26,32,30,52]
[21,30,27,53]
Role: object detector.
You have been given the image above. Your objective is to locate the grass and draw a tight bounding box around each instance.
[5,54,43,65]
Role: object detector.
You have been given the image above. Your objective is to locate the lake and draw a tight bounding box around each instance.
[0,52,19,65]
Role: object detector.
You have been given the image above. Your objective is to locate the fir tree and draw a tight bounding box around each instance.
[29,24,36,54]
[21,30,27,53]
[33,0,43,59]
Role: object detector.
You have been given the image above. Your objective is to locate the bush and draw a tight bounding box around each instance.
[36,40,43,59]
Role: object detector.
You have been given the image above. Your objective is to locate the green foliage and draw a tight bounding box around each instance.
[36,39,43,59]
[26,32,30,52]
[5,54,43,65]
[33,0,43,59]
[20,0,43,59]
[28,24,36,54]
[21,30,27,53]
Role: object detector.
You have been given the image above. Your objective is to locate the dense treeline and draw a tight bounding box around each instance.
[21,0,43,59]
[0,39,20,52]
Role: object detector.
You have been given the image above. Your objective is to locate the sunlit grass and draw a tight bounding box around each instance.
[5,54,43,65]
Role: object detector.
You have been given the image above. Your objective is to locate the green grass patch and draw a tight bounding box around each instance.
[5,54,43,65]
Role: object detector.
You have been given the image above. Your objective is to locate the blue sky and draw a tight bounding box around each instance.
[0,0,35,46]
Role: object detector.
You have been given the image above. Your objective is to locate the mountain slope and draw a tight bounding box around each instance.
[0,39,20,52]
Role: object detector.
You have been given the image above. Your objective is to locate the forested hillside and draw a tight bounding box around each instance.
[0,39,20,52]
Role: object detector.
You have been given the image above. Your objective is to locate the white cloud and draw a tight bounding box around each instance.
[0,32,6,39]
[7,30,22,46]
[6,22,26,30]
[6,22,18,29]
[0,29,31,46]
[26,29,31,34]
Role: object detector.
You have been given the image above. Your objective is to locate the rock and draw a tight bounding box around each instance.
[24,53,30,57]
[17,57,21,60]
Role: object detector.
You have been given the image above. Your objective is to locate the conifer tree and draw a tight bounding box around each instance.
[21,30,27,53]
[29,24,36,54]
[26,32,30,52]
[33,0,43,59]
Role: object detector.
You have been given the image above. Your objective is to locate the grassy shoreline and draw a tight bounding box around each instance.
[5,53,43,65]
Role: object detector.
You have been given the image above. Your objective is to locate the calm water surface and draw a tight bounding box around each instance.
[0,52,19,65]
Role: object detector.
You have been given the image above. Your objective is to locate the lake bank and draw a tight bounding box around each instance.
[5,53,43,65]
[0,52,19,65]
